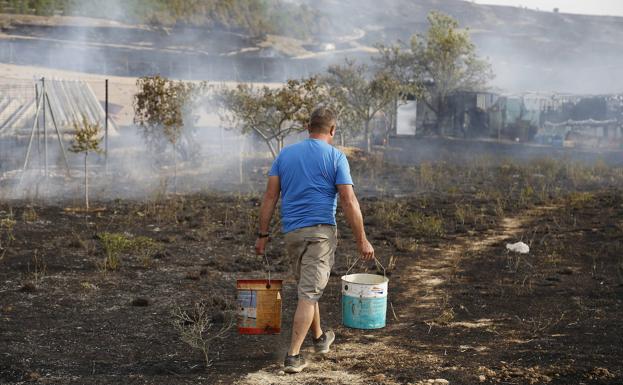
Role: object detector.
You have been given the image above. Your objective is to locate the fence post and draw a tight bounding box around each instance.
[105,79,109,173]
[43,77,48,178]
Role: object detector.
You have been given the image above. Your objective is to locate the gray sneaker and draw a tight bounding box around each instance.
[284,354,307,373]
[313,330,335,354]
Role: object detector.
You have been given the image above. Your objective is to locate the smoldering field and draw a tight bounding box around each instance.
[1,67,622,385]
[1,2,623,384]
[1,145,623,384]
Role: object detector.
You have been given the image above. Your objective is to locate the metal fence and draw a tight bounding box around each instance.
[0,77,118,173]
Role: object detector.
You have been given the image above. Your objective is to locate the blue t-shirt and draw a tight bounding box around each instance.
[269,139,353,233]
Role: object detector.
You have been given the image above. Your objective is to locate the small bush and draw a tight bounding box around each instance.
[172,297,235,367]
[27,250,46,285]
[98,232,131,271]
[373,201,406,230]
[454,203,475,225]
[567,191,595,207]
[418,162,436,190]
[407,212,445,238]
[21,207,38,223]
[0,216,16,260]
[393,237,418,252]
[126,236,163,267]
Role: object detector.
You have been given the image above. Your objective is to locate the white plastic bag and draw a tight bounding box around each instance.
[506,241,529,254]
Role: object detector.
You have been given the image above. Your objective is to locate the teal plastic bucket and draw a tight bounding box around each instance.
[341,273,388,329]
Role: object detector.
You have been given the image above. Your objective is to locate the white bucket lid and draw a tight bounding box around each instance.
[341,273,388,285]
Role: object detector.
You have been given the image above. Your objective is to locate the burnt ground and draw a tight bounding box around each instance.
[1,153,622,385]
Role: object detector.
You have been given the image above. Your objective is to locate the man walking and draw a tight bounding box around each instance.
[255,106,374,373]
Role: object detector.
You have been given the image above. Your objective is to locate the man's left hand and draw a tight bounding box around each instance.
[255,237,269,256]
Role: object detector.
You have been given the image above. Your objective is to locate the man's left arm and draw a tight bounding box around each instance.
[255,175,280,255]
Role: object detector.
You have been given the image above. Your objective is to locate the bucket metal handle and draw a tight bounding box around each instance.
[262,253,272,288]
[346,256,386,277]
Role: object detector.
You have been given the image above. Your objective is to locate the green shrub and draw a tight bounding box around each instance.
[98,232,131,271]
[127,236,163,267]
[407,212,445,238]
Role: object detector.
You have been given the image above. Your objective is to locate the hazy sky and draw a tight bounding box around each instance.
[468,0,623,17]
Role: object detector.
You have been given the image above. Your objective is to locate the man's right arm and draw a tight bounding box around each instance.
[337,184,374,261]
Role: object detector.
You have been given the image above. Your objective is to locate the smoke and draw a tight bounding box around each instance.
[2,0,623,202]
[294,0,623,94]
[3,0,623,90]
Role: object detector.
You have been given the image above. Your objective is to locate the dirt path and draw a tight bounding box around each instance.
[235,206,557,385]
[403,206,559,332]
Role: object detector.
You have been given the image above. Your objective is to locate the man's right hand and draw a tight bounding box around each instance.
[255,237,268,256]
[358,239,374,261]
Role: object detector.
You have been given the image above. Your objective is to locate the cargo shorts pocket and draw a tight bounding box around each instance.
[298,234,335,302]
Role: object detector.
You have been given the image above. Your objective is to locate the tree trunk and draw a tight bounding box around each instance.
[436,98,445,136]
[239,136,245,184]
[278,137,284,153]
[84,152,89,211]
[173,145,178,195]
[365,120,371,152]
[265,140,277,159]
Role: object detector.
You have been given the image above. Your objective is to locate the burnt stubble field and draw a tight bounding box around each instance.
[1,151,622,385]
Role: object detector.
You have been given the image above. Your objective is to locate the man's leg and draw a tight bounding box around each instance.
[284,225,336,367]
[288,298,316,356]
[310,302,322,339]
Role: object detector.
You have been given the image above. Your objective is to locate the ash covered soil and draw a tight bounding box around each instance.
[1,151,622,385]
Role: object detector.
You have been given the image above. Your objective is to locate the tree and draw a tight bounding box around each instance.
[69,116,102,211]
[376,12,494,135]
[373,42,418,138]
[134,75,206,189]
[323,82,360,147]
[215,78,321,158]
[323,60,401,152]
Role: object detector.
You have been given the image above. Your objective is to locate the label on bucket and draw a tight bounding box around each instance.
[237,290,258,326]
[237,280,282,335]
[341,274,388,299]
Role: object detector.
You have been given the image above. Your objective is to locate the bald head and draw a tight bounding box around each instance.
[308,106,336,134]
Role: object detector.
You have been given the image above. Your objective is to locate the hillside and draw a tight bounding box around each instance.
[0,0,322,38]
[308,0,623,93]
[1,0,622,93]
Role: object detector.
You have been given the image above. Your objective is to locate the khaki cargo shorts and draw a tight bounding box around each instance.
[284,224,337,302]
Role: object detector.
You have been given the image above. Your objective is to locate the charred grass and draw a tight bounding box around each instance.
[0,155,622,384]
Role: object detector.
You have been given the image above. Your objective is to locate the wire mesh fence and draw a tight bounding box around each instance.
[0,76,120,173]
[0,78,36,170]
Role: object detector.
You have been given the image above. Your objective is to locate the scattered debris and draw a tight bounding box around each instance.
[80,281,98,290]
[415,379,449,385]
[506,241,530,254]
[586,367,615,380]
[459,345,488,352]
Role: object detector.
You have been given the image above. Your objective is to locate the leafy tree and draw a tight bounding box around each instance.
[215,78,321,158]
[69,116,102,211]
[322,82,360,147]
[373,41,418,137]
[376,12,494,135]
[133,75,206,188]
[323,60,401,152]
